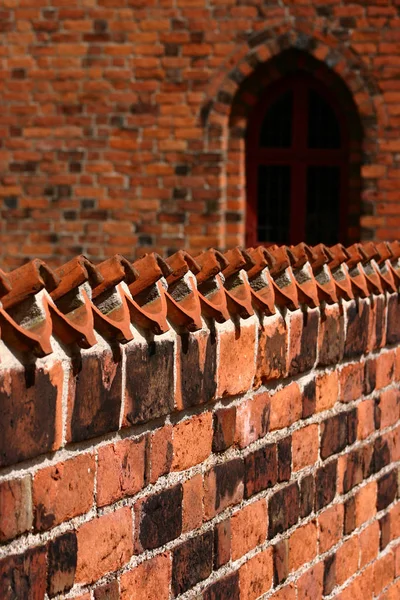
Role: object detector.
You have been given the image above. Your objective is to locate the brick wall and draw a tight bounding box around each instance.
[1,1,400,267]
[0,242,399,599]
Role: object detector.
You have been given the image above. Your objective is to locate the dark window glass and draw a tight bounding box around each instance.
[260,90,293,148]
[306,166,340,245]
[257,165,291,243]
[308,89,341,149]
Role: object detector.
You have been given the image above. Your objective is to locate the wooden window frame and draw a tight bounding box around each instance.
[245,72,350,247]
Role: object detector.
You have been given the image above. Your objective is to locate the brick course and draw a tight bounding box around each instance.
[0,246,399,599]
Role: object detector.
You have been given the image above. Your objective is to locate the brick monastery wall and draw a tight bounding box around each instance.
[1,0,400,265]
[0,242,399,599]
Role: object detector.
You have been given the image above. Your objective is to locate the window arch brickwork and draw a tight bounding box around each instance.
[202,26,387,250]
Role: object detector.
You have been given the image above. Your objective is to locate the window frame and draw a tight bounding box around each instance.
[245,72,350,247]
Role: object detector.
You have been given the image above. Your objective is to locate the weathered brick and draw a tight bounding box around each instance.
[315,371,338,412]
[148,424,173,484]
[47,532,77,597]
[374,552,395,596]
[278,435,292,482]
[292,424,318,470]
[176,329,216,409]
[302,378,316,418]
[94,580,119,600]
[376,389,400,429]
[244,443,277,498]
[288,521,317,573]
[33,453,95,531]
[214,519,231,568]
[273,539,288,585]
[387,294,400,344]
[377,469,398,511]
[320,413,348,459]
[235,392,270,448]
[335,535,359,585]
[0,364,63,467]
[212,406,236,453]
[315,460,337,510]
[268,482,299,538]
[0,476,32,543]
[297,562,324,600]
[120,553,171,600]
[339,362,364,403]
[269,382,302,430]
[172,531,213,596]
[256,312,287,383]
[76,508,133,584]
[0,546,47,600]
[323,554,336,596]
[288,308,319,375]
[97,436,146,507]
[359,521,379,567]
[137,484,183,550]
[204,458,244,519]
[124,339,175,426]
[318,503,344,553]
[355,481,377,526]
[182,474,203,532]
[217,320,257,397]
[203,572,240,600]
[239,548,273,600]
[299,474,315,518]
[344,299,370,358]
[231,499,267,560]
[357,398,375,440]
[68,352,122,442]
[172,413,213,471]
[318,304,345,366]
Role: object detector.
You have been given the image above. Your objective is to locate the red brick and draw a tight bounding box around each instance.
[212,406,236,452]
[182,474,203,533]
[375,350,395,389]
[136,484,182,551]
[235,392,270,448]
[297,562,324,600]
[0,476,32,542]
[318,503,344,553]
[148,424,173,484]
[97,436,146,507]
[374,552,395,596]
[204,458,244,519]
[0,546,47,600]
[217,320,257,397]
[33,453,95,531]
[315,371,338,412]
[255,312,288,384]
[172,531,213,595]
[0,364,63,467]
[76,508,133,584]
[68,351,122,442]
[172,412,213,471]
[389,502,400,541]
[378,389,400,428]
[239,548,273,600]
[269,382,302,431]
[338,563,374,600]
[288,521,317,573]
[120,553,171,600]
[48,532,77,597]
[336,535,360,586]
[379,581,400,600]
[339,363,364,403]
[354,481,377,526]
[269,584,296,600]
[214,519,231,568]
[231,499,267,560]
[292,424,319,471]
[359,521,380,567]
[357,399,375,440]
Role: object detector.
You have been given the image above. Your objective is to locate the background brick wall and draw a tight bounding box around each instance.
[0,284,399,598]
[1,0,400,266]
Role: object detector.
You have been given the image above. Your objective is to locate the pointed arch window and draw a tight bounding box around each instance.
[246,73,349,247]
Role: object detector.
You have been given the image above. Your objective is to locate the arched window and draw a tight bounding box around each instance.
[246,72,349,247]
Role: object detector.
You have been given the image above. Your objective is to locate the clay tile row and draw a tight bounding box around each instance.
[0,241,398,357]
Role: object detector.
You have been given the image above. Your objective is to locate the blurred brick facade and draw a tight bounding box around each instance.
[0,1,399,267]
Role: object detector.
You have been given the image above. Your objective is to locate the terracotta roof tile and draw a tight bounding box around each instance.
[0,242,396,357]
